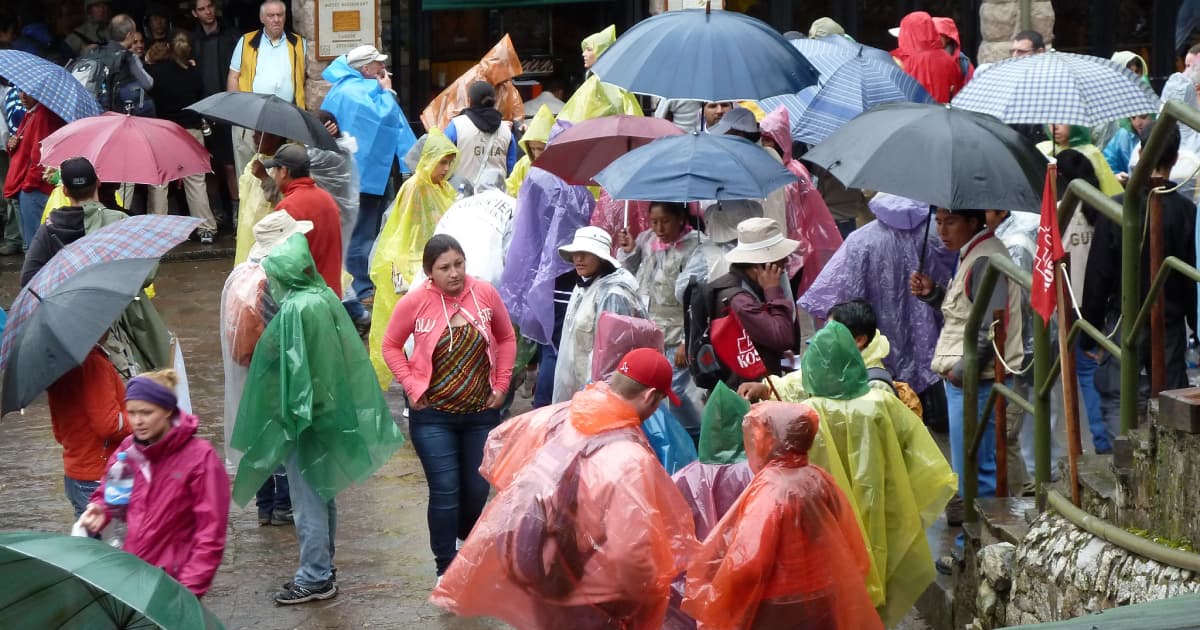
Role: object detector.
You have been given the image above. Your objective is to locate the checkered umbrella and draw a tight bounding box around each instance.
[0,215,201,369]
[0,50,102,123]
[950,51,1159,126]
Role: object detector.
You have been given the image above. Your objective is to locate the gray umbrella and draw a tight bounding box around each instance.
[186,91,338,151]
[2,258,158,415]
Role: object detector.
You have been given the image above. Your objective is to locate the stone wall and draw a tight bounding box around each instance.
[977,0,1055,64]
[1114,402,1200,546]
[290,0,389,110]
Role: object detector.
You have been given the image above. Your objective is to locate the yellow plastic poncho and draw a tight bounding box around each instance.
[800,322,958,627]
[1036,125,1124,197]
[367,128,459,387]
[766,330,895,401]
[581,24,616,58]
[235,153,284,265]
[557,75,643,124]
[506,104,555,197]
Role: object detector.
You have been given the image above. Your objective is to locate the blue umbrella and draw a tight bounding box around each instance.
[788,35,894,77]
[594,133,797,202]
[589,9,818,102]
[0,50,102,122]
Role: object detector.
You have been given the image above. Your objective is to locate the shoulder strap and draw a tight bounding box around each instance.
[866,367,897,393]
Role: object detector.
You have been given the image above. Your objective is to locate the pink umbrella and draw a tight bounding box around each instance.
[533,115,683,186]
[39,112,211,185]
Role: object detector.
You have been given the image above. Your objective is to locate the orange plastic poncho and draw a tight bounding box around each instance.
[432,385,698,629]
[421,35,525,131]
[479,397,571,491]
[683,402,883,630]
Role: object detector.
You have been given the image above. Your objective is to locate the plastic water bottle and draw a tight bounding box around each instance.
[104,452,134,548]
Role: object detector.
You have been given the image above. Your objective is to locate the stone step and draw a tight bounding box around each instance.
[1056,452,1118,521]
[976,496,1037,546]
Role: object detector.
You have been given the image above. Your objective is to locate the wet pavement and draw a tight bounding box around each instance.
[0,258,929,629]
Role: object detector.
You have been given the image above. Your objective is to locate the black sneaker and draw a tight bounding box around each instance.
[284,568,336,591]
[270,509,294,525]
[258,510,271,526]
[274,579,337,605]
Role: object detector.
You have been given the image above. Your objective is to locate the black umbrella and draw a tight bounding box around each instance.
[803,102,1047,213]
[2,258,158,414]
[186,91,338,151]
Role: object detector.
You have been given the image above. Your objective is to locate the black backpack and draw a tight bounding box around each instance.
[684,277,733,390]
[67,47,154,115]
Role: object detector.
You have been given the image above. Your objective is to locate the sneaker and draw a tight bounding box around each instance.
[284,568,336,591]
[353,315,371,339]
[199,230,215,244]
[258,510,272,526]
[945,494,965,526]
[0,242,20,256]
[935,554,958,576]
[275,579,337,605]
[270,509,294,525]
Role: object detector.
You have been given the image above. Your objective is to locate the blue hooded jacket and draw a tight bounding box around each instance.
[320,56,418,192]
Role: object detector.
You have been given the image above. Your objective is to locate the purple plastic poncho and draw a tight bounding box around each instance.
[499,126,596,345]
[798,193,956,393]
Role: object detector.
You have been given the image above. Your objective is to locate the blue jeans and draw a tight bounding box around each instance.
[667,344,702,443]
[64,476,100,520]
[1075,342,1109,453]
[945,379,998,499]
[255,465,291,515]
[533,343,558,409]
[284,450,337,588]
[409,406,499,575]
[346,192,389,302]
[18,189,49,250]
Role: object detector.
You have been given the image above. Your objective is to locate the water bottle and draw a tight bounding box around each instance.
[104,452,134,548]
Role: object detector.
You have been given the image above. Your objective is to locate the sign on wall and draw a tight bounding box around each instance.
[315,0,380,60]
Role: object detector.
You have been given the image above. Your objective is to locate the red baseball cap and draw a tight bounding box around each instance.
[615,347,682,406]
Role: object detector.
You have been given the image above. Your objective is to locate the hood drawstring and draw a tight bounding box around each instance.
[439,285,490,354]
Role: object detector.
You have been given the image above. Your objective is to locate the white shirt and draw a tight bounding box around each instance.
[230,32,303,104]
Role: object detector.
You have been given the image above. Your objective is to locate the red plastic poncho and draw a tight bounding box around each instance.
[433,384,698,629]
[759,106,843,293]
[683,402,882,630]
[892,12,962,103]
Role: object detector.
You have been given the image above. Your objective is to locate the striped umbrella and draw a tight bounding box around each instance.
[0,215,201,369]
[0,50,102,123]
[951,51,1159,126]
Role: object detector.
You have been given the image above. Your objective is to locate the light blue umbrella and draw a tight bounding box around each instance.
[589,9,818,101]
[788,35,894,77]
[0,50,102,122]
[594,133,797,202]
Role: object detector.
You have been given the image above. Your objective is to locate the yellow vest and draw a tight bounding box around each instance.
[237,29,306,110]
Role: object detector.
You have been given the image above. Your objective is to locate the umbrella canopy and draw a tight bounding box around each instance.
[950,51,1159,126]
[533,115,683,185]
[0,530,223,629]
[0,49,103,123]
[40,112,212,185]
[3,257,157,414]
[186,92,338,151]
[803,102,1046,213]
[788,35,895,77]
[0,215,201,369]
[595,132,797,202]
[589,9,818,101]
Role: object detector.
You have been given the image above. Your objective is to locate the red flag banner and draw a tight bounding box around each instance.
[710,312,768,380]
[1031,164,1065,324]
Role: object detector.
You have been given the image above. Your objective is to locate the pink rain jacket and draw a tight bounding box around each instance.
[90,412,230,596]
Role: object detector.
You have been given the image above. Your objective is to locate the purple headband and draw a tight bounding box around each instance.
[125,377,178,411]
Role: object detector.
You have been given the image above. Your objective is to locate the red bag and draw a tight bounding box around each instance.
[709,312,767,381]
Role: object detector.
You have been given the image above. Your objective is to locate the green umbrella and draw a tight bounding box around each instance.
[0,531,223,629]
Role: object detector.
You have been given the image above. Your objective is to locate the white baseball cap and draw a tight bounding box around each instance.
[346,45,387,69]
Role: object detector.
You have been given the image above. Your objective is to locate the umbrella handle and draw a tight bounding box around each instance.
[623,200,629,230]
[918,205,934,273]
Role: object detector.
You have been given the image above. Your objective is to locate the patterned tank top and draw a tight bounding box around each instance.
[426,323,492,413]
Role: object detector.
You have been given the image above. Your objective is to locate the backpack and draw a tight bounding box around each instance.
[67,47,154,116]
[684,277,732,390]
[866,366,924,418]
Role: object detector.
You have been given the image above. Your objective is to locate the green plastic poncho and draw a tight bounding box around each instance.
[506,104,555,197]
[697,381,750,464]
[556,75,644,124]
[800,322,958,627]
[368,128,459,388]
[232,234,405,505]
[1037,125,1124,196]
[581,24,616,58]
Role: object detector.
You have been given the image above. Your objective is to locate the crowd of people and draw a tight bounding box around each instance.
[3,2,1199,628]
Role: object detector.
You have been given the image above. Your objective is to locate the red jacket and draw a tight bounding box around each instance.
[893,12,962,103]
[4,104,63,198]
[47,347,130,481]
[90,412,230,596]
[276,177,343,297]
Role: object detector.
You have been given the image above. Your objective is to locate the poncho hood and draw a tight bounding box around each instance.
[861,330,891,369]
[801,321,870,400]
[417,127,460,184]
[932,17,961,54]
[557,75,643,123]
[480,34,523,85]
[567,382,643,436]
[760,105,794,162]
[263,233,324,296]
[743,401,819,473]
[582,25,616,58]
[1044,124,1095,148]
[1111,50,1149,81]
[897,12,942,54]
[520,104,555,155]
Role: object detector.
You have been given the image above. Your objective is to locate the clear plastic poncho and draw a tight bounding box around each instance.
[231,234,405,504]
[218,260,274,473]
[506,104,555,197]
[415,185,515,287]
[235,152,283,265]
[431,384,698,629]
[682,401,883,630]
[367,128,459,387]
[307,134,361,257]
[800,322,957,626]
[551,266,644,403]
[421,35,525,130]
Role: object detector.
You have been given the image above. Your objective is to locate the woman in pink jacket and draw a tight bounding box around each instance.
[80,369,230,597]
[382,234,516,582]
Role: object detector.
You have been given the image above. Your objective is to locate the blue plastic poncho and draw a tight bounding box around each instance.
[231,234,405,504]
[799,194,956,394]
[498,123,596,345]
[321,56,418,187]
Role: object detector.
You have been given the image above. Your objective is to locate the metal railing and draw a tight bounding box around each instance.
[958,101,1200,537]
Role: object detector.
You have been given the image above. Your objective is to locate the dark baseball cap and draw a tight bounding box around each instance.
[60,157,98,190]
[260,144,309,171]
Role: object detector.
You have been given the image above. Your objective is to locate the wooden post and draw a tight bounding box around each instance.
[1056,256,1083,506]
[1148,178,1167,397]
[993,308,1008,498]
